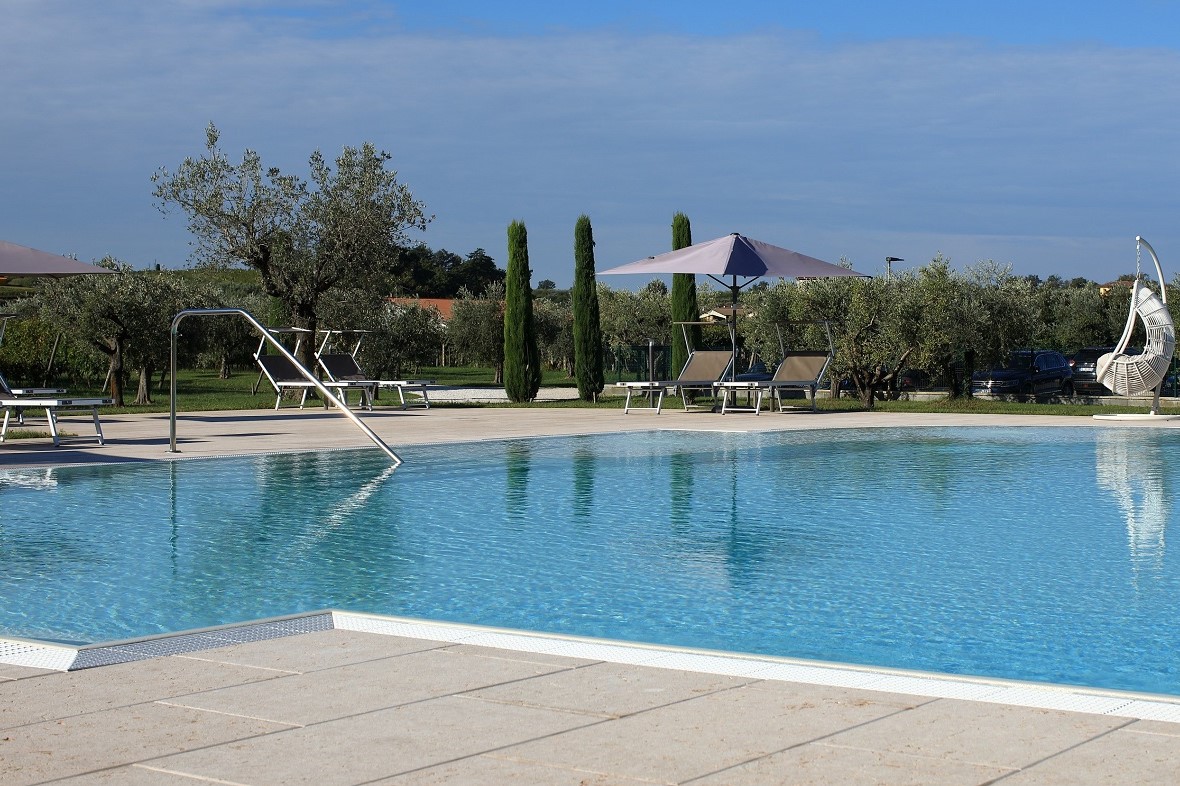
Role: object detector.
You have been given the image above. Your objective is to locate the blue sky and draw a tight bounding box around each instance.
[4,1,1180,287]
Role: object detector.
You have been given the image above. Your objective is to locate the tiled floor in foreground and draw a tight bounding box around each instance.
[5,626,1180,785]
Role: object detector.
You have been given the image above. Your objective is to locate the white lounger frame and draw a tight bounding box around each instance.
[1,397,112,447]
[316,329,433,410]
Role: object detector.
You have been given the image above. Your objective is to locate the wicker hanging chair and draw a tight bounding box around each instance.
[1096,239,1176,397]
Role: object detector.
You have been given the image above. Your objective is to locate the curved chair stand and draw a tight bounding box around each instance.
[1094,236,1178,421]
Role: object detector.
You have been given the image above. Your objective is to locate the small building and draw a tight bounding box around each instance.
[387,297,456,323]
[1098,280,1135,298]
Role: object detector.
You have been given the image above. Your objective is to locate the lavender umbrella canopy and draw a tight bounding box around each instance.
[600,233,866,380]
[601,233,864,280]
[0,240,114,276]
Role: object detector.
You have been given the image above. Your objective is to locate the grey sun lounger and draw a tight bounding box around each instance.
[615,349,733,414]
[317,353,433,410]
[254,354,371,410]
[0,375,112,447]
[716,350,832,414]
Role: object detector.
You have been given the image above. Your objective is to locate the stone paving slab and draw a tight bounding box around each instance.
[4,596,1180,785]
[2,701,292,786]
[0,655,285,728]
[147,694,604,786]
[165,647,577,727]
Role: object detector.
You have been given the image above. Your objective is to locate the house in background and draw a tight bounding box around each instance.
[387,297,455,323]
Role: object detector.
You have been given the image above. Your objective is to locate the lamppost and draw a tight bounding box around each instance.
[885,256,904,280]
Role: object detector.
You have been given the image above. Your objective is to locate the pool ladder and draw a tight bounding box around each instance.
[168,308,402,466]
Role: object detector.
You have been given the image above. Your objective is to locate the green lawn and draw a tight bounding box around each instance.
[24,366,1180,417]
[47,366,577,415]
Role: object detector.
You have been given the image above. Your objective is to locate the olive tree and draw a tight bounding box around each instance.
[533,297,574,376]
[35,261,204,405]
[448,282,505,383]
[597,280,672,350]
[797,271,921,409]
[1046,284,1112,353]
[962,260,1042,368]
[153,123,430,367]
[905,257,975,397]
[317,286,445,379]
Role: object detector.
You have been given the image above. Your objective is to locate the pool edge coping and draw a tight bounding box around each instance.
[4,610,1180,724]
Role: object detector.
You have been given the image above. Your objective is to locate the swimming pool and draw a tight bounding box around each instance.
[2,427,1179,695]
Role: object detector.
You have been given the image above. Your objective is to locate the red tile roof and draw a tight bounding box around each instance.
[387,297,455,321]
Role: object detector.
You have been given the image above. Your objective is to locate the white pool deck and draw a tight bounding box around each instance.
[3,405,1180,784]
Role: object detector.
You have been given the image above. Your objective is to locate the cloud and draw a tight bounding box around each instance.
[2,1,1178,283]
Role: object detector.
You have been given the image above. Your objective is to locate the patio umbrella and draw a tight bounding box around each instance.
[0,240,114,277]
[600,233,867,379]
[1,241,113,385]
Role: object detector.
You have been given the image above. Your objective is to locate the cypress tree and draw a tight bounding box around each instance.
[670,212,700,376]
[503,220,541,402]
[572,214,605,401]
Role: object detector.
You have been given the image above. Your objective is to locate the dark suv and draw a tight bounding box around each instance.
[1070,346,1142,395]
[971,349,1073,397]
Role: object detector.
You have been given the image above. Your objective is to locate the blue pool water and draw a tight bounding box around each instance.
[2,427,1179,695]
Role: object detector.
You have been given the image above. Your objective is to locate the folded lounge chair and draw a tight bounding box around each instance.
[716,349,832,414]
[0,375,111,447]
[615,349,733,414]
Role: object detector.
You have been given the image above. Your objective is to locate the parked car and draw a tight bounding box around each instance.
[1069,346,1144,395]
[971,349,1073,397]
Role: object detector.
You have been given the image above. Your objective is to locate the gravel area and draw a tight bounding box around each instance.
[418,385,581,403]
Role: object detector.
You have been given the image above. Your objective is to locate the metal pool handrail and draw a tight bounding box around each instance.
[168,308,402,466]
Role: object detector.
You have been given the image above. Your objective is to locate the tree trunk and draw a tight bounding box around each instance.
[105,340,125,407]
[860,385,876,409]
[292,301,318,371]
[134,366,153,405]
[943,360,961,399]
[964,349,976,399]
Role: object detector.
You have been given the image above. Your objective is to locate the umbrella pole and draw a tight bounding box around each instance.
[729,275,739,381]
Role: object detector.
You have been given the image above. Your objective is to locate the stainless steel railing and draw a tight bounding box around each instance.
[168,308,402,465]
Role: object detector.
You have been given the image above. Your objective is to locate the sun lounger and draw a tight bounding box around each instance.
[249,326,375,410]
[615,349,733,414]
[0,394,112,447]
[254,353,369,410]
[0,372,111,446]
[716,350,832,414]
[316,329,435,411]
[317,353,435,410]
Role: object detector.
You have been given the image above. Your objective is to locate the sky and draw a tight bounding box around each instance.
[4,1,1180,288]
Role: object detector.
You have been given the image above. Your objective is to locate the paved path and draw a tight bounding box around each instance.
[3,407,1180,784]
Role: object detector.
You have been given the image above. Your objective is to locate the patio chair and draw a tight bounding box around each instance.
[0,374,112,447]
[248,326,371,410]
[316,331,433,410]
[716,349,832,414]
[1097,279,1175,397]
[615,349,733,414]
[254,353,369,410]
